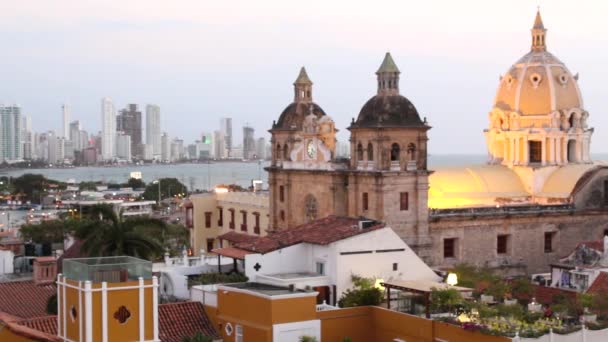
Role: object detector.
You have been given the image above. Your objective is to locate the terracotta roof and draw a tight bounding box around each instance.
[211,247,252,260]
[234,216,383,254]
[531,285,576,305]
[158,302,220,341]
[0,313,59,342]
[217,231,261,244]
[7,302,220,342]
[587,272,608,295]
[0,280,56,319]
[18,315,57,336]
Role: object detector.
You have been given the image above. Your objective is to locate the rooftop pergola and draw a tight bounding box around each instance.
[380,279,473,318]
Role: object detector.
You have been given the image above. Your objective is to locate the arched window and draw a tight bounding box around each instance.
[407,143,416,161]
[390,143,400,161]
[276,144,281,159]
[283,144,289,160]
[304,194,318,223]
[367,142,373,161]
[357,143,363,161]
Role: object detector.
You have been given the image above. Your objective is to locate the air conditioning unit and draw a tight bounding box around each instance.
[358,220,374,230]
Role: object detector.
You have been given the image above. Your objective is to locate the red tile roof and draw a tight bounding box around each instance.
[6,302,219,342]
[0,280,56,319]
[211,247,252,260]
[218,231,261,244]
[531,285,577,305]
[233,215,383,254]
[158,302,220,341]
[587,271,608,295]
[0,313,59,342]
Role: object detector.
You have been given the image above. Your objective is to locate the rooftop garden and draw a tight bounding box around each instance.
[429,264,608,338]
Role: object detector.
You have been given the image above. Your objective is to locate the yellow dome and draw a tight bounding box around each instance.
[493,11,583,116]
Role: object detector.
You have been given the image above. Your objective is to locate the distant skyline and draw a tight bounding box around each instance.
[2,1,608,153]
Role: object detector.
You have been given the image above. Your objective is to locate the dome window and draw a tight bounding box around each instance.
[557,73,569,86]
[506,75,514,89]
[529,73,542,88]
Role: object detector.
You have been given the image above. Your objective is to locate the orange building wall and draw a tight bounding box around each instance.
[0,328,36,342]
[434,321,511,342]
[270,296,316,324]
[371,307,433,342]
[317,306,373,342]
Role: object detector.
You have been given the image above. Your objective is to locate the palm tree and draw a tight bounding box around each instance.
[181,332,213,342]
[75,204,166,260]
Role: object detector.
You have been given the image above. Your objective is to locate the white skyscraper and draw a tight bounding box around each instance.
[62,103,70,138]
[0,105,22,162]
[116,132,132,161]
[145,104,161,158]
[220,117,232,158]
[161,132,170,162]
[101,97,116,160]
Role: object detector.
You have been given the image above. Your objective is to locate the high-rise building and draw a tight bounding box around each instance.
[22,115,33,160]
[256,137,266,160]
[117,104,143,158]
[243,125,255,159]
[78,130,89,150]
[143,144,154,160]
[161,132,170,162]
[170,138,184,162]
[145,104,161,158]
[47,131,58,164]
[69,120,80,149]
[116,132,132,161]
[220,117,232,158]
[101,98,116,160]
[0,105,22,162]
[212,130,224,159]
[62,103,70,138]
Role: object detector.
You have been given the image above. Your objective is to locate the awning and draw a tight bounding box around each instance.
[211,247,252,260]
[381,279,472,294]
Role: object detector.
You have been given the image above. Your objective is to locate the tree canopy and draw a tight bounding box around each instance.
[142,178,188,202]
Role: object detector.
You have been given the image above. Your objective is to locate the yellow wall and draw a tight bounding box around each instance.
[371,307,433,342]
[317,306,374,342]
[0,327,36,342]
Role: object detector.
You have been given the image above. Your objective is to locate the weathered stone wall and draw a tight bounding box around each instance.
[426,211,608,274]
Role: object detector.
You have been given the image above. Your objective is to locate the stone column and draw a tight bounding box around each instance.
[562,138,568,163]
[541,137,546,166]
[576,137,582,163]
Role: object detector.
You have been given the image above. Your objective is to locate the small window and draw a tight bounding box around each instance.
[279,185,284,202]
[283,144,289,160]
[204,212,212,228]
[235,324,243,342]
[367,142,373,161]
[604,229,608,238]
[497,235,509,255]
[444,238,456,259]
[217,207,223,227]
[280,210,285,222]
[390,143,400,161]
[604,180,608,205]
[206,239,214,253]
[253,212,260,234]
[241,211,247,232]
[400,192,409,211]
[529,141,541,163]
[316,262,325,275]
[393,263,398,271]
[229,209,235,229]
[357,143,363,161]
[544,232,555,253]
[362,192,369,211]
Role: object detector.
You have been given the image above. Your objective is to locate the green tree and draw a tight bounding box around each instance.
[12,174,65,203]
[338,275,383,308]
[126,177,146,189]
[430,287,463,313]
[181,332,213,342]
[20,219,82,244]
[46,294,58,315]
[299,336,318,342]
[79,181,100,191]
[142,178,188,202]
[74,205,166,260]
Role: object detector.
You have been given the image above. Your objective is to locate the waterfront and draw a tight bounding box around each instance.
[0,153,607,191]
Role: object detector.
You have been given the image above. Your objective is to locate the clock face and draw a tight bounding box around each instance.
[306,140,316,159]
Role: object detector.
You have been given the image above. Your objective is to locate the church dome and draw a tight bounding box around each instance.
[350,52,426,129]
[352,94,423,128]
[272,67,328,130]
[275,102,327,130]
[493,11,583,115]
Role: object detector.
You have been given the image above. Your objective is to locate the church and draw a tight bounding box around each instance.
[266,11,608,274]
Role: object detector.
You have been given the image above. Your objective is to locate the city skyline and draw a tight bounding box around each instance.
[3,1,608,154]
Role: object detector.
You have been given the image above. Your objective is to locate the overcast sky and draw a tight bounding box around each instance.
[2,0,608,154]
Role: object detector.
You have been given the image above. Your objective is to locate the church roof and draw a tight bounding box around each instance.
[294,66,312,84]
[537,164,601,198]
[533,10,545,29]
[274,102,327,130]
[376,52,400,74]
[351,95,425,129]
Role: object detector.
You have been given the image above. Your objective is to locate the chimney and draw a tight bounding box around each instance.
[33,257,57,285]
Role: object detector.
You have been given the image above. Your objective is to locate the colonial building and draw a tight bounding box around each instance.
[267,11,608,274]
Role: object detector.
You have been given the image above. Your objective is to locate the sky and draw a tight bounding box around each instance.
[1,0,608,154]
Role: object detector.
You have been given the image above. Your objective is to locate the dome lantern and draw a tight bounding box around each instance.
[531,9,547,52]
[376,52,400,96]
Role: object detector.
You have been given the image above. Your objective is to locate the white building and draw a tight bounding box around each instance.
[47,131,58,164]
[62,103,70,138]
[170,138,184,162]
[214,216,440,305]
[146,104,161,158]
[116,132,132,161]
[101,97,116,160]
[69,120,80,149]
[0,249,14,276]
[220,117,232,158]
[212,130,224,159]
[161,132,170,162]
[143,143,154,160]
[256,137,266,160]
[0,105,22,162]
